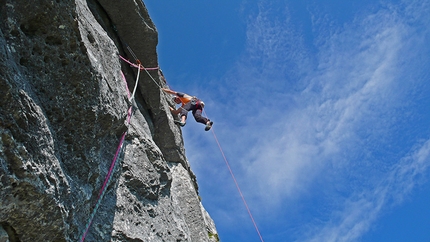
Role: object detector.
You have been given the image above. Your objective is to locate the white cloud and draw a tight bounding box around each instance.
[182,0,430,240]
[236,0,410,206]
[206,0,430,240]
[302,138,430,242]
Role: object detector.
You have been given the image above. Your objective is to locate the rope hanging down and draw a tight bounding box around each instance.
[203,110,265,242]
[79,71,133,242]
[81,42,262,240]
[122,53,264,241]
[80,53,163,241]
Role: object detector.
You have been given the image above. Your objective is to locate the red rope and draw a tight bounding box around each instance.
[207,117,264,242]
[122,55,263,240]
[80,71,132,241]
[119,55,159,70]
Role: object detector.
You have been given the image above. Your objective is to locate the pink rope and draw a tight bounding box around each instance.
[80,129,127,241]
[80,71,133,241]
[211,130,264,242]
[119,55,159,70]
[97,71,132,199]
[203,110,264,242]
[96,130,126,200]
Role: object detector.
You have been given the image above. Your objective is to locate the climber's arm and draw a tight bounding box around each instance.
[162,88,177,95]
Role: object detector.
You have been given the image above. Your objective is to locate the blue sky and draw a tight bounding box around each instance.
[145,0,430,241]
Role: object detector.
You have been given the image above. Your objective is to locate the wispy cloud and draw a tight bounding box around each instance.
[302,139,430,242]
[200,0,430,240]
[236,0,410,202]
[181,0,430,240]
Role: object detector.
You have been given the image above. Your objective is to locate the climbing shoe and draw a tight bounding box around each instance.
[205,121,213,131]
[174,120,186,127]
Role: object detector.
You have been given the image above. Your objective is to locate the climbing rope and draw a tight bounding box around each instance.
[203,110,265,242]
[115,27,164,90]
[120,54,264,240]
[79,131,127,242]
[120,53,264,241]
[120,52,264,242]
[79,71,133,242]
[78,27,171,240]
[114,29,163,90]
[119,55,159,71]
[119,55,164,90]
[129,61,141,102]
[94,38,263,240]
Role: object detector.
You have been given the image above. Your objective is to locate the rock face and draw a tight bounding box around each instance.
[0,0,218,241]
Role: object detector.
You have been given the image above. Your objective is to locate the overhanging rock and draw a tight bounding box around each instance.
[0,0,218,241]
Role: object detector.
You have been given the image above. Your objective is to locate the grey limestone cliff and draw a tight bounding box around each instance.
[0,0,218,241]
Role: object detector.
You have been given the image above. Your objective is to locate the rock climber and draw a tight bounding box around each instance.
[162,88,213,131]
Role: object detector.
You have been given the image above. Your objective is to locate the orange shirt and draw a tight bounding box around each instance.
[178,95,193,105]
[176,92,194,105]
